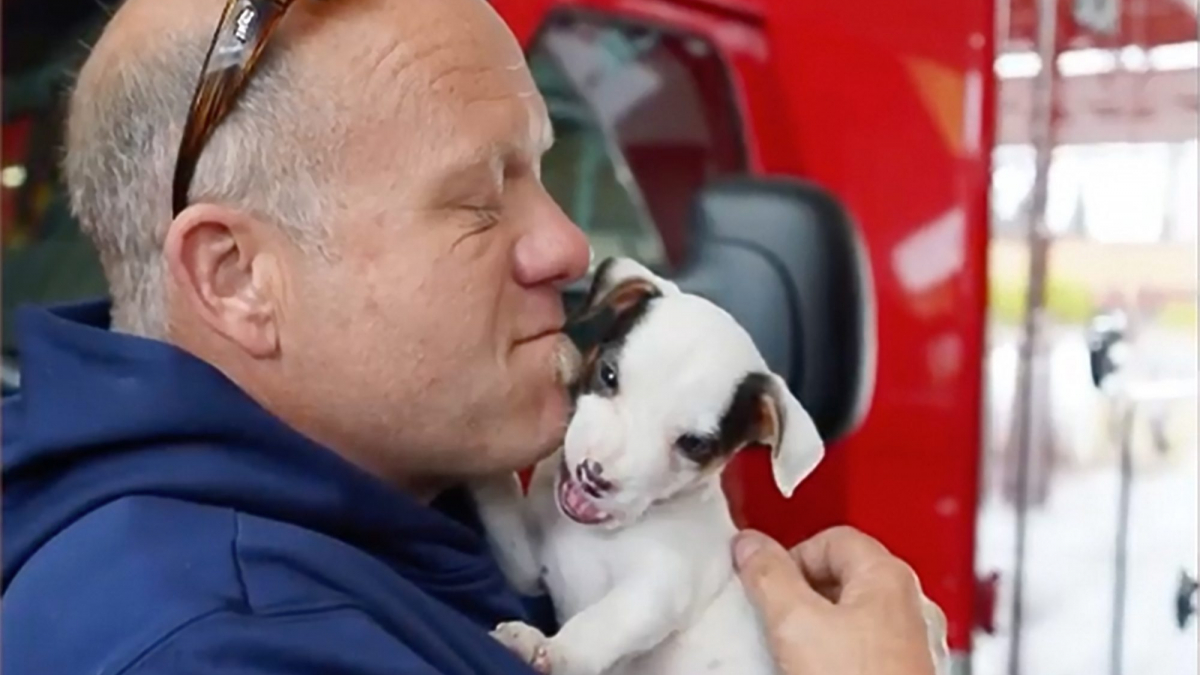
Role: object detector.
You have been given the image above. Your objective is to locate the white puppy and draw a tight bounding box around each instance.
[472,257,948,675]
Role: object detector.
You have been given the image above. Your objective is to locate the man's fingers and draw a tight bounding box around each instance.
[733,529,826,624]
[790,525,892,585]
[791,526,920,604]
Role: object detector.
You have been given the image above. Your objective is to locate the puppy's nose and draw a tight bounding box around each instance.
[576,459,615,497]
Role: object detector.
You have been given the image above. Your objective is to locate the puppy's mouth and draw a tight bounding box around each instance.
[556,462,613,526]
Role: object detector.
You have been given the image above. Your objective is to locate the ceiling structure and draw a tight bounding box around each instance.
[998,0,1198,144]
[1001,0,1197,51]
[2,0,1196,146]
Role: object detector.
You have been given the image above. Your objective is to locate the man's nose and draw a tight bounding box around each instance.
[513,188,591,288]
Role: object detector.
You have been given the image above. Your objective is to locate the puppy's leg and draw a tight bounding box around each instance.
[469,472,543,596]
[542,568,692,675]
[492,621,554,674]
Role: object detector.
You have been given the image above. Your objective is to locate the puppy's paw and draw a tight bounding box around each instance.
[492,621,553,674]
[921,596,950,675]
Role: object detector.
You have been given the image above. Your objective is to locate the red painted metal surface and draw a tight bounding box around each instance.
[752,1,994,654]
[491,0,994,655]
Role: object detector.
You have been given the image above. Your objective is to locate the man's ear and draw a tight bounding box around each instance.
[577,256,680,319]
[163,203,283,358]
[754,372,825,498]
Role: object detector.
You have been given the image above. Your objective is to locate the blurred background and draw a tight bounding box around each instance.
[2,0,1197,674]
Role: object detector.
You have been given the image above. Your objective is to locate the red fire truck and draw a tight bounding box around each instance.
[481,0,1197,670]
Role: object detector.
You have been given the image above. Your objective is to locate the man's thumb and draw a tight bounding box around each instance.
[734,530,820,622]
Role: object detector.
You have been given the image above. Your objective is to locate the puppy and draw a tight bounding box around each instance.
[473,257,949,675]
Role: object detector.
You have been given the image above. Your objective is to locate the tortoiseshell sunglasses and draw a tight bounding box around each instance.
[172,0,299,217]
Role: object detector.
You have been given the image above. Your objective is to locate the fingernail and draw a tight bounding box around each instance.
[734,530,766,569]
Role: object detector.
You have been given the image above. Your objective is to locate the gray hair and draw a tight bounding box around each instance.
[63,34,336,338]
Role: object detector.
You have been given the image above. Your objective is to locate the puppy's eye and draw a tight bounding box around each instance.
[597,361,619,393]
[675,433,713,462]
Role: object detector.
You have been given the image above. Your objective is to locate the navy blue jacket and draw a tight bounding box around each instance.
[2,301,552,675]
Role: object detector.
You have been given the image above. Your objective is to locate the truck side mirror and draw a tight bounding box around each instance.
[673,176,875,442]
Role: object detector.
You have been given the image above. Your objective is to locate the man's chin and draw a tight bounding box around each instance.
[487,437,562,476]
[479,400,570,475]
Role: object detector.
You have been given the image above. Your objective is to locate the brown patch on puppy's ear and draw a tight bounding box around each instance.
[718,372,776,455]
[574,256,678,322]
[760,373,825,498]
[708,372,824,496]
[578,257,620,315]
[598,278,661,317]
[575,259,662,321]
[752,386,784,451]
[568,273,661,355]
[671,372,773,471]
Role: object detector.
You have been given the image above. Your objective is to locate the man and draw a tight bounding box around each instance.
[1,0,936,674]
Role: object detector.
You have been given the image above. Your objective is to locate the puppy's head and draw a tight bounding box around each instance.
[556,257,824,529]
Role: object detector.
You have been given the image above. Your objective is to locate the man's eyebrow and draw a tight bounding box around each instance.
[426,141,503,202]
[441,114,554,178]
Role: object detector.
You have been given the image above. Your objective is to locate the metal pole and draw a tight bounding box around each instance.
[1006,0,1060,673]
[1110,399,1136,675]
[1110,5,1149,671]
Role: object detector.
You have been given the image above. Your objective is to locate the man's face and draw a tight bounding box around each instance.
[276,0,590,485]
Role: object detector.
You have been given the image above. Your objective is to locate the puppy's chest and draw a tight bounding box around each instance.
[538,523,643,619]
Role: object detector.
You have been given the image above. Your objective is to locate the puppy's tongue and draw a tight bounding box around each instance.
[557,467,612,525]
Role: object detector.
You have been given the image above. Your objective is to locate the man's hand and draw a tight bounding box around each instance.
[733,526,940,675]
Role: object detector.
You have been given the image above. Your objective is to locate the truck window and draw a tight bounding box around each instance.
[528,13,747,270]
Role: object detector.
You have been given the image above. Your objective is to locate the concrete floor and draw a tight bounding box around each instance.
[974,447,1197,675]
[972,327,1198,675]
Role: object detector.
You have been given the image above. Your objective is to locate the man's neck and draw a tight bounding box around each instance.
[170,328,450,505]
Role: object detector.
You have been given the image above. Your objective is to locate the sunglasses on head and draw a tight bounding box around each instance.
[172,0,300,218]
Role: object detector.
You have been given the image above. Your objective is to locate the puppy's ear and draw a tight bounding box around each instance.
[579,256,680,318]
[753,373,824,498]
